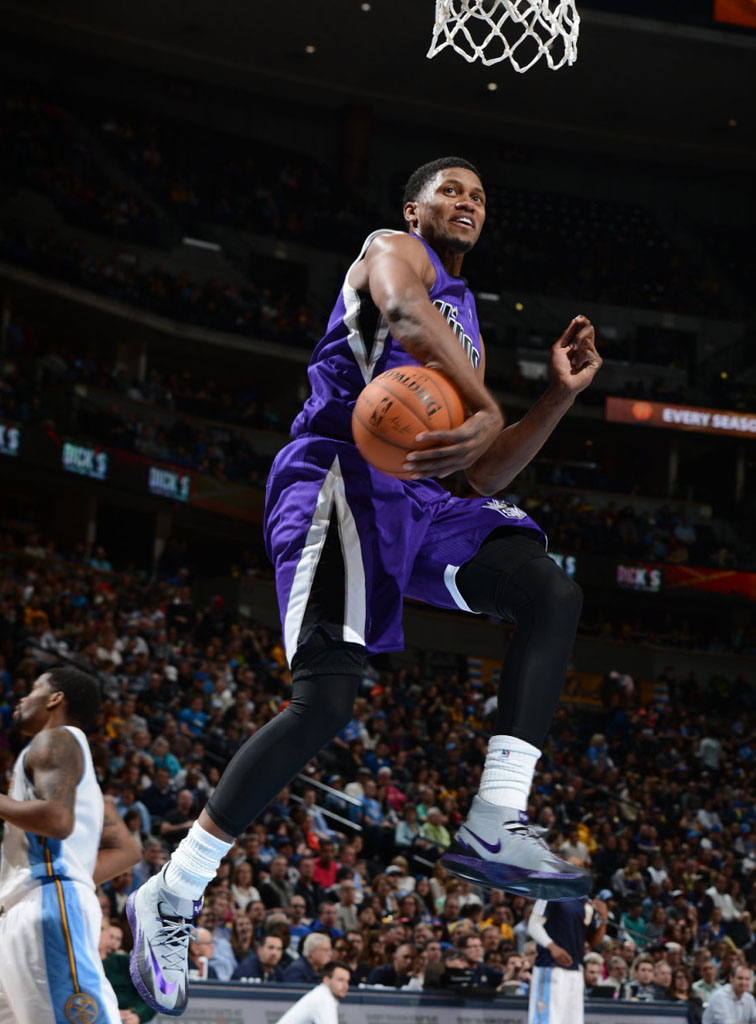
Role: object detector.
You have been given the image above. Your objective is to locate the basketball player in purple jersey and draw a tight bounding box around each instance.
[128,157,602,1016]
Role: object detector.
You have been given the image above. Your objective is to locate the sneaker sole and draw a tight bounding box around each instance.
[440,850,591,901]
[126,891,187,1017]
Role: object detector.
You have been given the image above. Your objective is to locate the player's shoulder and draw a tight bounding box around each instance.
[350,229,435,293]
[364,230,432,268]
[26,726,82,770]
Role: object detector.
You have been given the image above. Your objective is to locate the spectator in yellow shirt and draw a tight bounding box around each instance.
[422,807,451,850]
[479,902,515,943]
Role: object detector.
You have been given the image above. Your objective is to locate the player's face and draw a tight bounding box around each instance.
[326,967,350,999]
[409,167,486,254]
[14,673,59,735]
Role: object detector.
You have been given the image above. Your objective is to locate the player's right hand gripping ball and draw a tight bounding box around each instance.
[351,364,464,478]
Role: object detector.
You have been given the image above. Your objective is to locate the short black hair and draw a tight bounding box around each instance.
[403,157,482,206]
[47,666,101,729]
[322,961,351,979]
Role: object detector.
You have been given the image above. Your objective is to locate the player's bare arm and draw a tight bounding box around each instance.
[461,315,601,495]
[94,797,142,884]
[589,897,608,948]
[351,232,503,473]
[0,727,83,839]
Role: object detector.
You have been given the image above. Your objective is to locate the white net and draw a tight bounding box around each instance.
[427,0,580,72]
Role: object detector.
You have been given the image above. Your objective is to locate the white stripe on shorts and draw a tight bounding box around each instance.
[283,456,366,659]
[443,563,479,615]
[331,463,366,647]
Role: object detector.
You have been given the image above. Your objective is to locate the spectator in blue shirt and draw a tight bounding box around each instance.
[283,933,333,984]
[115,783,152,836]
[360,780,383,827]
[140,766,177,828]
[286,895,311,955]
[177,694,207,737]
[232,934,286,982]
[366,944,416,988]
[308,902,344,941]
[150,735,181,777]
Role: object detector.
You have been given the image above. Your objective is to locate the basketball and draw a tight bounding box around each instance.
[351,365,465,478]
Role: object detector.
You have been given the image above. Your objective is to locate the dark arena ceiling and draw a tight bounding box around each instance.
[0,0,754,170]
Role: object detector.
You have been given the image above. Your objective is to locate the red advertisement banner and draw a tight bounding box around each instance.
[605,396,756,439]
[621,561,756,601]
[714,0,756,28]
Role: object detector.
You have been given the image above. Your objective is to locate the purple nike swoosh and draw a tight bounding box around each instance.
[464,827,501,854]
[149,945,178,996]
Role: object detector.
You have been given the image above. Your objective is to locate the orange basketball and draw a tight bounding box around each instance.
[351,365,465,479]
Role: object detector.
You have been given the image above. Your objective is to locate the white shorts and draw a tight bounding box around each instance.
[0,881,121,1024]
[528,965,584,1024]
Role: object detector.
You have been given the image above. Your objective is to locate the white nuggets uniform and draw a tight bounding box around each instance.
[0,726,121,1024]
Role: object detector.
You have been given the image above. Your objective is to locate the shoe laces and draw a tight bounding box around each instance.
[154,911,193,970]
[502,820,551,851]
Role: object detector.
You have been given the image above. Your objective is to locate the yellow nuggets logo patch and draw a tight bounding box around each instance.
[64,992,98,1024]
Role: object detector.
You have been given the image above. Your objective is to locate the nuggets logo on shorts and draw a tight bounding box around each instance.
[483,498,527,519]
[64,992,98,1024]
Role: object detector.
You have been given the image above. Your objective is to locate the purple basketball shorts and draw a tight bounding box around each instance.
[264,436,545,661]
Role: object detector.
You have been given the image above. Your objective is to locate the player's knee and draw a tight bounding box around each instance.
[287,675,359,736]
[500,553,582,626]
[314,682,358,732]
[532,557,583,623]
[289,628,364,735]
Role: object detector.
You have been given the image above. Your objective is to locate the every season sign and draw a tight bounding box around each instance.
[606,397,756,439]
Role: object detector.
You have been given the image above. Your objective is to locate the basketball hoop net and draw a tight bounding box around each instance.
[427,0,580,72]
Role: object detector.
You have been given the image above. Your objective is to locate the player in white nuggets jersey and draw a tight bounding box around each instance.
[0,667,140,1024]
[527,885,609,1024]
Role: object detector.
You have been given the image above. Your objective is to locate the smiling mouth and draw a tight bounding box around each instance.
[451,217,475,229]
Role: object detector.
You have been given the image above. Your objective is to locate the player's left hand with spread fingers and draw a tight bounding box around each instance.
[403,406,504,479]
[550,315,602,395]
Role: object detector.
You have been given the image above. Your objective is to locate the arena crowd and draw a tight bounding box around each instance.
[1,541,756,1017]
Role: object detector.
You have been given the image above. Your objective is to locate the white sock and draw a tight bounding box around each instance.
[163,821,233,900]
[478,734,541,813]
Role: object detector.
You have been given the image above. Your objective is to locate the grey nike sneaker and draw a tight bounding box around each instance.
[441,795,590,901]
[126,866,203,1016]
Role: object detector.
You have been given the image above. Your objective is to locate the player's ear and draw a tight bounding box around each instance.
[47,689,65,712]
[403,201,418,230]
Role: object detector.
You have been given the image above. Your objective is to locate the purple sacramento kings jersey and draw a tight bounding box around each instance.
[291,230,482,442]
[266,229,546,661]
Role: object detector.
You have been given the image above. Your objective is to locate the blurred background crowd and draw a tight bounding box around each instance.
[3,545,756,1015]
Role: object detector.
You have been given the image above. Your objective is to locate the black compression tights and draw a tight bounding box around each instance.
[456,530,583,749]
[204,632,363,838]
[205,533,580,837]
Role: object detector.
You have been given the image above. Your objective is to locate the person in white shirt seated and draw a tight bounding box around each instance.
[702,964,756,1024]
